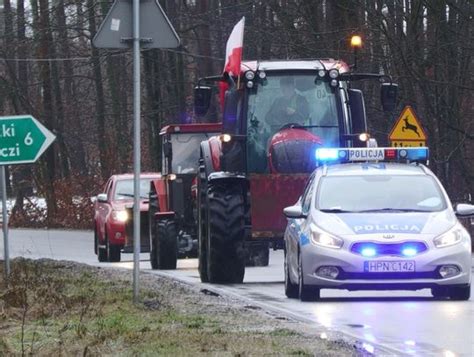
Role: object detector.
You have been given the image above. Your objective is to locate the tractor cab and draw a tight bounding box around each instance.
[148,123,221,269]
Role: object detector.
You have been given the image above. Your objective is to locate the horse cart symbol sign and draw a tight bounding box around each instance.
[389,106,427,147]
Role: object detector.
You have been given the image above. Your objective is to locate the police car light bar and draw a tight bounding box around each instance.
[315,147,429,164]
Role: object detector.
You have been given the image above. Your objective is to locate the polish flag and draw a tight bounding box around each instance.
[220,17,245,109]
[223,17,245,76]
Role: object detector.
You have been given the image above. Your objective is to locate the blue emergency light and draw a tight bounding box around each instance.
[315,147,429,164]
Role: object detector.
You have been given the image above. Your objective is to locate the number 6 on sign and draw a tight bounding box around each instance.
[24,132,33,146]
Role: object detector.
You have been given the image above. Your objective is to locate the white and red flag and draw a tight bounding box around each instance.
[220,17,245,108]
[223,16,245,76]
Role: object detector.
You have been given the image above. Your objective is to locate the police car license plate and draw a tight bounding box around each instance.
[364,261,415,272]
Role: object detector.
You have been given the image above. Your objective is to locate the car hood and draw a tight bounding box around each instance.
[314,209,457,238]
[111,200,149,212]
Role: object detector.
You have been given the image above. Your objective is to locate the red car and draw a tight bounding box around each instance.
[94,173,161,262]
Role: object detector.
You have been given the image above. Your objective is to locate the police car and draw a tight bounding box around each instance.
[283,147,473,301]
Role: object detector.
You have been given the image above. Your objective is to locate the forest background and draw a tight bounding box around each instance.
[0,0,472,228]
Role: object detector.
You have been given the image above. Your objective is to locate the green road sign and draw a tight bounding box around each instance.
[0,115,56,165]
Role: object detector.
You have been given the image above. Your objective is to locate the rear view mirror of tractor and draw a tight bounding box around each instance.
[381,83,399,112]
[194,86,212,116]
[222,87,240,135]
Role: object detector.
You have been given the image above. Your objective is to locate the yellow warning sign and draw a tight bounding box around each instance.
[389,106,427,144]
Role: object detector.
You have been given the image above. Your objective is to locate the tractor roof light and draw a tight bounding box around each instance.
[351,35,363,48]
[258,71,266,79]
[328,69,339,79]
[318,70,326,78]
[245,71,255,80]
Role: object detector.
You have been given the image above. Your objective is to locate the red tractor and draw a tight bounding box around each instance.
[148,123,221,269]
[194,59,398,283]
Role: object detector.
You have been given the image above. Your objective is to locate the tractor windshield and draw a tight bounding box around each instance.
[247,73,341,173]
[170,133,213,174]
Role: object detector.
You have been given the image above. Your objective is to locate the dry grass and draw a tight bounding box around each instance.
[0,258,359,356]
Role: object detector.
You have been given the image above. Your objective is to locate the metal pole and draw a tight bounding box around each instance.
[132,0,141,304]
[1,166,10,278]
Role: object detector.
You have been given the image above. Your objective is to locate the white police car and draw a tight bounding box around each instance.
[284,147,473,301]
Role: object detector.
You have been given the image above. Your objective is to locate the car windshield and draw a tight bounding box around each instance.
[170,133,213,174]
[247,73,340,173]
[317,175,447,212]
[114,179,155,200]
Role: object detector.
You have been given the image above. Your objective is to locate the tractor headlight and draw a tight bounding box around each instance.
[245,71,255,80]
[434,227,464,248]
[328,69,339,79]
[310,225,343,249]
[112,210,129,222]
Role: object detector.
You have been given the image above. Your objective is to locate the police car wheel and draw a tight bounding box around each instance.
[284,250,298,298]
[447,285,471,301]
[298,251,320,302]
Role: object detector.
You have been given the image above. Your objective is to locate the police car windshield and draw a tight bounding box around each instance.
[317,175,447,213]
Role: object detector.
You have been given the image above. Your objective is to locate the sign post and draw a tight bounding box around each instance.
[389,106,427,147]
[93,0,180,303]
[1,167,9,277]
[0,115,56,278]
[132,0,141,304]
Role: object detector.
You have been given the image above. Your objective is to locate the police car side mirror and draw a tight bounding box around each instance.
[455,203,474,217]
[284,205,306,219]
[97,193,108,203]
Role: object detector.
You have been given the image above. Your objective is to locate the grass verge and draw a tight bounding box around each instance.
[0,258,359,356]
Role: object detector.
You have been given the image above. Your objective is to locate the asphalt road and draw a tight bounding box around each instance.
[2,229,473,356]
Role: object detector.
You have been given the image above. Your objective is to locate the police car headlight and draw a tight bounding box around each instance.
[311,226,343,249]
[112,210,129,223]
[434,227,463,248]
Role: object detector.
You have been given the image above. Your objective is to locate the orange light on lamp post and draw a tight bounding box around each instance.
[350,35,363,70]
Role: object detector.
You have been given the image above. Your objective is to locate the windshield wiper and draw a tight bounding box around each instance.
[357,208,431,213]
[319,208,354,213]
[117,192,148,199]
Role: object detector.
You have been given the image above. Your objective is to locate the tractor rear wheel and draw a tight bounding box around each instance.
[206,182,245,284]
[150,219,178,270]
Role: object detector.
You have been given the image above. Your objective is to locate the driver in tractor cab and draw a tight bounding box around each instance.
[265,76,310,131]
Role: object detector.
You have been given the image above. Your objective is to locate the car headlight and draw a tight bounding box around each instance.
[434,227,464,248]
[111,210,129,222]
[310,225,343,249]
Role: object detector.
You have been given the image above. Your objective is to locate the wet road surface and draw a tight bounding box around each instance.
[3,229,473,356]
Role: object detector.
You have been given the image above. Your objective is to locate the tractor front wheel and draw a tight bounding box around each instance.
[150,219,178,270]
[206,183,246,284]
